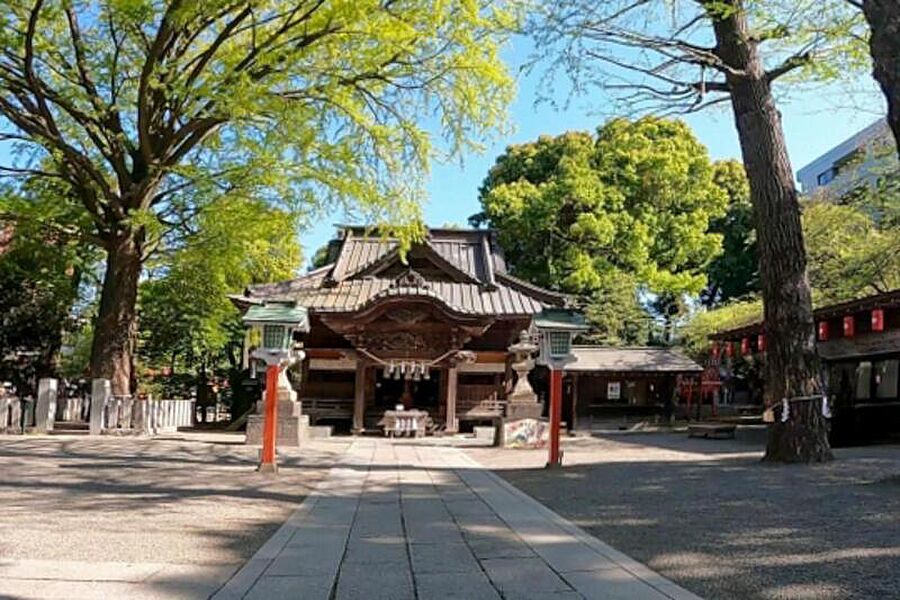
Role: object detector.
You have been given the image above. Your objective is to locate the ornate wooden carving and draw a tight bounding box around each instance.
[392,268,428,289]
[385,306,430,324]
[320,296,495,362]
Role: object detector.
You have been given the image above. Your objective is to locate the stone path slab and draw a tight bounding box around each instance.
[213,438,703,600]
[0,559,234,599]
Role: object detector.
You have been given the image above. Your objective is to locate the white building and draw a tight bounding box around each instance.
[796,118,897,197]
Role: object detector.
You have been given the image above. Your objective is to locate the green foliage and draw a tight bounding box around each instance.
[803,200,900,304]
[0,182,99,390]
[581,272,654,345]
[474,117,728,342]
[680,298,764,359]
[0,0,517,232]
[703,160,759,306]
[0,1,518,388]
[138,196,301,380]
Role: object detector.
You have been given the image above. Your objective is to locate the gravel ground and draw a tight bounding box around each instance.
[467,428,900,600]
[0,432,349,565]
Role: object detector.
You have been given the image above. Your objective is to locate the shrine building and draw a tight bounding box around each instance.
[233,225,572,433]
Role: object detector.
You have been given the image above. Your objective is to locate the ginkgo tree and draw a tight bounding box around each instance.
[0,0,516,395]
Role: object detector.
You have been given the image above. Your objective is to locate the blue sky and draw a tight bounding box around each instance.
[301,37,887,265]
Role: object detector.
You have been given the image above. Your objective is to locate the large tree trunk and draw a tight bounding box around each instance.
[90,231,142,396]
[710,1,832,462]
[862,0,900,158]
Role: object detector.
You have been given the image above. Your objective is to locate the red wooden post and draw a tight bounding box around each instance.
[260,364,280,473]
[686,379,693,421]
[547,368,563,468]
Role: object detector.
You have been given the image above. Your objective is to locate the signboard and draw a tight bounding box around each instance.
[607,381,621,400]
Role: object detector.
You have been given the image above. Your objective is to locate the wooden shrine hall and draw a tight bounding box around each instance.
[233,226,570,433]
[709,288,900,444]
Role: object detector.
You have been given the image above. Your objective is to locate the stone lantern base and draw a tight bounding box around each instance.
[505,400,544,420]
[245,389,308,447]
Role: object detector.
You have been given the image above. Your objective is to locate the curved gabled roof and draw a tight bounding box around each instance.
[241,225,568,317]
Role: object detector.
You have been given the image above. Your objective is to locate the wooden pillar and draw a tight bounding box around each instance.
[446,364,459,433]
[571,373,579,431]
[353,360,366,434]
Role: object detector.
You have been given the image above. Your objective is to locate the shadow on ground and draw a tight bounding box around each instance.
[471,431,900,600]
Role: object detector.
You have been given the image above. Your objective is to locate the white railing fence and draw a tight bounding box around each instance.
[1,379,194,436]
[92,395,194,435]
[1,395,30,433]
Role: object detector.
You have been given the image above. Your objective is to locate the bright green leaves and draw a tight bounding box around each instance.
[1,0,516,235]
[803,200,900,305]
[138,195,302,372]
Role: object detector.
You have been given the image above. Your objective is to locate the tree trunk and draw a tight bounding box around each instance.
[90,231,142,396]
[862,0,900,158]
[710,1,832,462]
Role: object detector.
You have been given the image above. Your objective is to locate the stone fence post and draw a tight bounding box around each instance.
[90,379,110,435]
[35,378,58,433]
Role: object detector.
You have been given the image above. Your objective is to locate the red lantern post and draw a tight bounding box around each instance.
[548,369,563,467]
[259,364,280,472]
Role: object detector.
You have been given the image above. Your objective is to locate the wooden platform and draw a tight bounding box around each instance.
[688,422,737,439]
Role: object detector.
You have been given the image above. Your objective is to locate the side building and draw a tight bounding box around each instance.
[709,289,900,444]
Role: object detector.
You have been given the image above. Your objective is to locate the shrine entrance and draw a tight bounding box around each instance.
[374,368,441,412]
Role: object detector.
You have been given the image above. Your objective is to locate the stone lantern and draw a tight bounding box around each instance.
[506,330,542,420]
[242,301,309,471]
[534,308,588,467]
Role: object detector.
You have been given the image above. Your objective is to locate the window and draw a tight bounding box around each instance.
[875,360,899,399]
[548,332,571,357]
[855,361,872,400]
[817,168,836,186]
[262,325,286,349]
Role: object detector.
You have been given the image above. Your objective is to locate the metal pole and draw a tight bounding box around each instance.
[259,364,280,474]
[547,368,563,468]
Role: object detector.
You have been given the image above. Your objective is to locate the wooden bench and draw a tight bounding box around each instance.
[304,398,353,424]
[688,422,736,439]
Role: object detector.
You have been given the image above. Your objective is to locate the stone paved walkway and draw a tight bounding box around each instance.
[213,439,702,600]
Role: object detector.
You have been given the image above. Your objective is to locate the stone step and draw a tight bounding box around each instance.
[306,425,333,439]
[50,421,89,435]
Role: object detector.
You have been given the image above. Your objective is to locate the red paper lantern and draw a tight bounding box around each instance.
[741,337,750,355]
[725,342,734,357]
[872,308,885,332]
[710,342,720,359]
[843,315,855,338]
[817,321,830,341]
[757,333,766,353]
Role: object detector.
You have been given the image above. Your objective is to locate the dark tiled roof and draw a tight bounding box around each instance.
[243,226,566,317]
[708,288,900,340]
[565,346,702,373]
